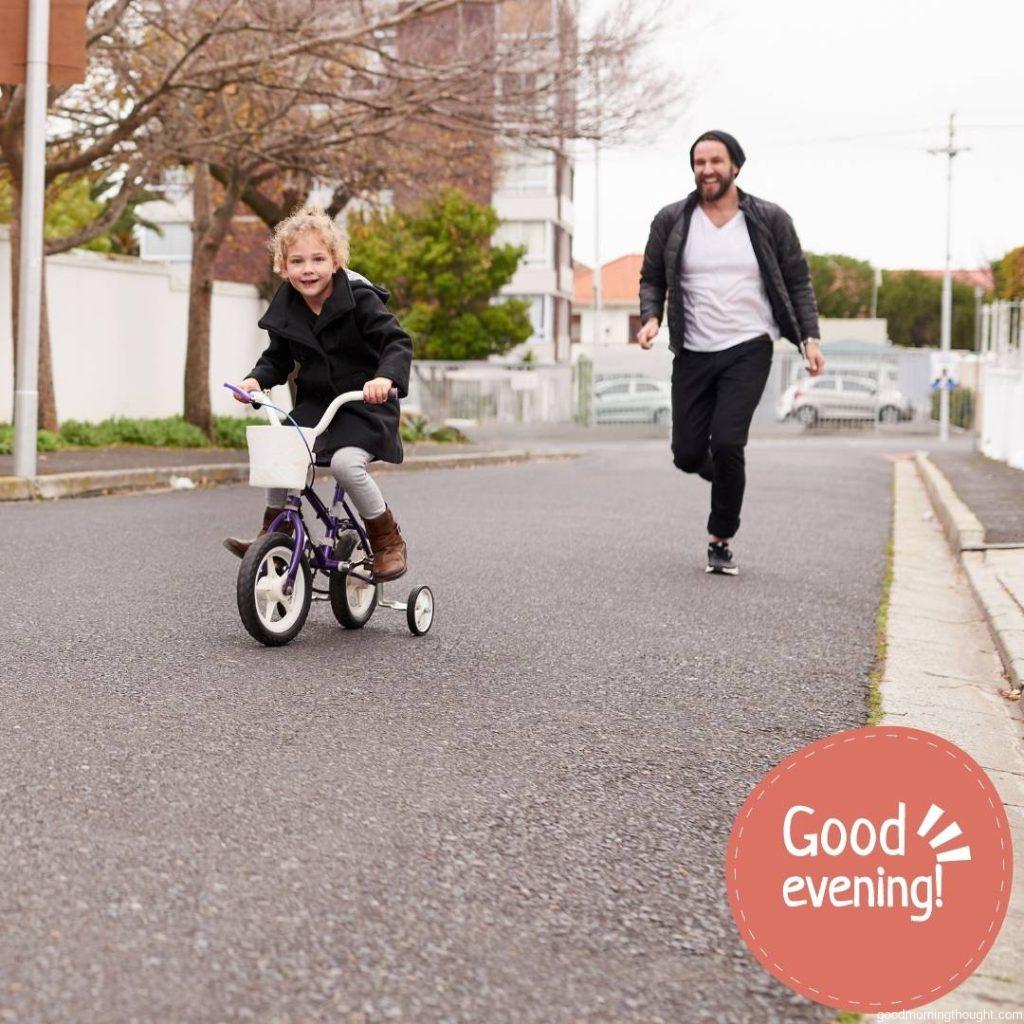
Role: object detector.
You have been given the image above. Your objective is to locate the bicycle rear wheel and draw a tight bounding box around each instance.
[329,530,378,629]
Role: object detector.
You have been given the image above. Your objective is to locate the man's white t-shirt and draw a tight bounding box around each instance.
[679,207,780,352]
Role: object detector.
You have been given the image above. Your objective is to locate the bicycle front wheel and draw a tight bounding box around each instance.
[237,532,312,646]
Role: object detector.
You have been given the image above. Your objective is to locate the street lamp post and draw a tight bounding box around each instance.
[12,0,51,479]
[928,112,969,444]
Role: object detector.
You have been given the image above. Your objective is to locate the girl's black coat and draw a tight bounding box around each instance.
[247,269,413,464]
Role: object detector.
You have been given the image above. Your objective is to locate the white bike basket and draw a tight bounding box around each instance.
[245,425,316,489]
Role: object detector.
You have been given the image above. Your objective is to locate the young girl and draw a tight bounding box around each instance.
[224,204,413,581]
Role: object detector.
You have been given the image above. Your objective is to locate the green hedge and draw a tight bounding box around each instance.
[929,387,974,430]
[1,413,466,453]
[0,415,262,453]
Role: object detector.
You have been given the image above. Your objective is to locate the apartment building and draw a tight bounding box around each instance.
[491,146,574,363]
[395,0,576,364]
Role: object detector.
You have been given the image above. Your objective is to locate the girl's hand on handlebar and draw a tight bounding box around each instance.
[363,377,394,405]
[234,378,261,403]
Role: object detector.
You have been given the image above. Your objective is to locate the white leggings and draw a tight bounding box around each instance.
[267,446,386,520]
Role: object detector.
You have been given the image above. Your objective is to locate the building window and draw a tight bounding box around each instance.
[139,222,193,262]
[497,148,555,192]
[510,294,548,342]
[494,220,550,267]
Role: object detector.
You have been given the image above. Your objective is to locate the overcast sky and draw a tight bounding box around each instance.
[571,0,1024,272]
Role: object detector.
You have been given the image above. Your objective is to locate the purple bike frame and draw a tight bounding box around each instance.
[269,481,375,594]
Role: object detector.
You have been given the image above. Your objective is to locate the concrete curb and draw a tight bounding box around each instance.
[915,451,1024,693]
[914,450,985,550]
[0,448,581,503]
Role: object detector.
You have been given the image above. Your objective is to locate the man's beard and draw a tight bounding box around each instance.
[697,168,735,202]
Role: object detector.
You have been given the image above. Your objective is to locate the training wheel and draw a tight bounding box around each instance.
[406,585,434,636]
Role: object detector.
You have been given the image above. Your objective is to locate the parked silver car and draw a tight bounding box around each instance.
[593,375,672,424]
[778,374,914,426]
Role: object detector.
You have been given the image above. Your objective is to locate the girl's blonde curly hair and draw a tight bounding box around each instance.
[270,203,349,276]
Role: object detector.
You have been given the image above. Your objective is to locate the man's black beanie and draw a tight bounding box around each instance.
[689,130,746,170]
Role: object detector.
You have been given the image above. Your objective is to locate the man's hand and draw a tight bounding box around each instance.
[234,377,261,403]
[636,318,660,350]
[803,341,825,377]
[363,377,394,404]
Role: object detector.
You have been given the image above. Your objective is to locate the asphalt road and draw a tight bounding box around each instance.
[0,435,896,1023]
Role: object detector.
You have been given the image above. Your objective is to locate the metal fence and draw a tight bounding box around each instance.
[761,347,934,431]
[406,360,575,425]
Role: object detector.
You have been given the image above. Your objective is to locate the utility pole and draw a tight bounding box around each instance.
[12,0,51,479]
[592,136,601,349]
[591,66,602,355]
[928,112,970,443]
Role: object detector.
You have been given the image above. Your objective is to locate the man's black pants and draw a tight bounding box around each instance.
[671,335,772,539]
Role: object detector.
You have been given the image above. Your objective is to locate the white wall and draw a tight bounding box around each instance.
[820,317,889,345]
[980,358,1024,469]
[574,308,889,350]
[0,227,274,424]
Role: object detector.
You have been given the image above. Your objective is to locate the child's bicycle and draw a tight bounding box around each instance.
[223,382,434,647]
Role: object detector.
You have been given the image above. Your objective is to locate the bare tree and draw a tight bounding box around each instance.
[0,0,260,428]
[180,0,680,430]
[1,0,681,434]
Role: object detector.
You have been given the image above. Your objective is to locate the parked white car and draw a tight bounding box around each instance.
[777,375,914,426]
[593,376,672,424]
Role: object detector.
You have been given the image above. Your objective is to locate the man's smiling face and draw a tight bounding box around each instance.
[692,140,738,202]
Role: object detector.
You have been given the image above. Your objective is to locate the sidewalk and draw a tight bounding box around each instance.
[875,454,1024,1016]
[0,438,582,501]
[918,448,1024,694]
[0,417,939,502]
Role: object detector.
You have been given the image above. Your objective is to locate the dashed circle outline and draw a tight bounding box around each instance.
[727,726,1011,1011]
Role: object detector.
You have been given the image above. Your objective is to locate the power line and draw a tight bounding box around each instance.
[763,125,944,146]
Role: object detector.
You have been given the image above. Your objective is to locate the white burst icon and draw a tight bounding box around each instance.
[917,803,972,863]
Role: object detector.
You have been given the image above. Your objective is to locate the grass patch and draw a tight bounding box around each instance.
[868,538,895,725]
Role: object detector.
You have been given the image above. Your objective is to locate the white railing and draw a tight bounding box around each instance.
[979,300,1023,362]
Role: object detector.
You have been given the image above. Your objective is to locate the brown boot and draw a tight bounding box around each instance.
[363,507,408,581]
[223,506,289,559]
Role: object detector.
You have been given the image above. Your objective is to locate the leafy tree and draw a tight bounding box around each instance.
[805,252,874,318]
[992,246,1024,299]
[347,190,533,360]
[0,170,157,253]
[877,271,975,349]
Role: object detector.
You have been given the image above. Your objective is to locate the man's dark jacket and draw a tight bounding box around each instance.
[248,268,412,464]
[639,188,820,353]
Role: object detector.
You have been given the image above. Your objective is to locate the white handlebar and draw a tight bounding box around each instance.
[252,389,367,439]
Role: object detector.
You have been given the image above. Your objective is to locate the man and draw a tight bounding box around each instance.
[637,130,824,576]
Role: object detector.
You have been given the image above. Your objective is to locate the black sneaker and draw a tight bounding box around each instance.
[706,541,738,576]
